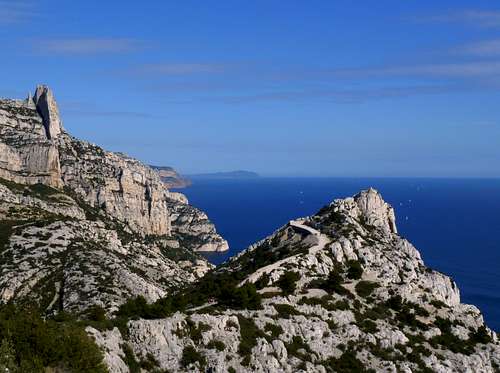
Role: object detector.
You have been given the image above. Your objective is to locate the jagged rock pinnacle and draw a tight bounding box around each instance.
[354,187,398,233]
[33,85,63,139]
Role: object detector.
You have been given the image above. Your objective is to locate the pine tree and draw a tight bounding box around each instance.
[0,338,18,372]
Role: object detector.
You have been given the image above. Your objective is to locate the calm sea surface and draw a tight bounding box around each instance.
[176,178,500,331]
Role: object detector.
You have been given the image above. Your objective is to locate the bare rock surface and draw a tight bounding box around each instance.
[92,189,499,373]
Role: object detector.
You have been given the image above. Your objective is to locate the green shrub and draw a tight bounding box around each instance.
[355,281,379,298]
[359,319,378,333]
[277,271,300,295]
[322,350,373,373]
[237,316,266,365]
[0,304,107,372]
[285,335,312,361]
[184,318,211,343]
[273,304,302,319]
[219,282,262,310]
[122,344,141,373]
[346,260,363,280]
[181,345,206,368]
[470,326,492,344]
[310,272,352,297]
[0,339,17,372]
[429,299,447,309]
[264,322,283,338]
[386,295,403,311]
[206,339,226,351]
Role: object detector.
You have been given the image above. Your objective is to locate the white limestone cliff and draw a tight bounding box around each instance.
[90,189,499,373]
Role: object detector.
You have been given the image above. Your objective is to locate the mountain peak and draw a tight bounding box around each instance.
[33,85,63,139]
[332,187,398,234]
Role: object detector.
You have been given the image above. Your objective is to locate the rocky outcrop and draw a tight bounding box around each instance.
[0,178,212,314]
[0,85,228,312]
[169,198,229,252]
[57,134,172,236]
[0,86,226,243]
[92,189,499,372]
[33,85,63,139]
[151,165,191,189]
[0,98,62,187]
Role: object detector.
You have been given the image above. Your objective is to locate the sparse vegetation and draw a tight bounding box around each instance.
[277,271,300,295]
[347,260,363,280]
[237,316,266,366]
[0,304,107,372]
[273,303,303,319]
[355,281,379,298]
[264,322,283,338]
[322,350,373,373]
[181,345,206,368]
[206,339,226,351]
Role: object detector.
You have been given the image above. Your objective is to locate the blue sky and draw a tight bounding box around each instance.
[1,1,499,177]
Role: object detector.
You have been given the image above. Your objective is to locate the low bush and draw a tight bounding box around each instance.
[273,304,303,319]
[237,316,266,366]
[0,304,107,372]
[206,339,226,351]
[181,346,206,368]
[277,271,300,295]
[346,260,363,280]
[264,322,283,338]
[355,281,379,298]
[322,351,374,373]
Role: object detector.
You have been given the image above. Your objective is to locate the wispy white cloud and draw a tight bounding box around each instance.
[421,10,500,28]
[0,1,38,24]
[32,38,145,55]
[204,84,462,104]
[454,39,500,57]
[330,61,500,79]
[130,63,225,76]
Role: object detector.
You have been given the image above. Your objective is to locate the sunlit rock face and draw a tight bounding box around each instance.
[0,86,227,241]
[0,96,63,188]
[92,189,498,373]
[33,85,63,140]
[0,85,230,313]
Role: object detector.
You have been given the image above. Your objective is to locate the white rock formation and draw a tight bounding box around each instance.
[91,189,500,372]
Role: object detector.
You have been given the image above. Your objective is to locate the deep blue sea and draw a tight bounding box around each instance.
[176,178,500,331]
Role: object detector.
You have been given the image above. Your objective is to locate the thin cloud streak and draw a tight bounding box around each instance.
[207,84,463,104]
[0,1,38,24]
[125,63,226,76]
[455,39,500,57]
[32,38,146,55]
[420,10,500,28]
[321,61,500,79]
[64,110,156,119]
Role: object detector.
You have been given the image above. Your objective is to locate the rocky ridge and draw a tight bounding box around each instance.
[150,165,191,189]
[90,189,499,373]
[0,86,227,250]
[0,86,230,314]
[0,87,498,373]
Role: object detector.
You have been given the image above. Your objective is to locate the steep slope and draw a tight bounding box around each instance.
[92,189,499,373]
[0,86,228,314]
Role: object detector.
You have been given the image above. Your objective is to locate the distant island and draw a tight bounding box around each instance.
[188,170,259,179]
[151,167,259,188]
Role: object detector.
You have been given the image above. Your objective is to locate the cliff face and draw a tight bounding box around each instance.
[151,165,191,189]
[0,86,227,245]
[57,134,171,236]
[91,189,499,373]
[0,97,62,188]
[0,86,229,313]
